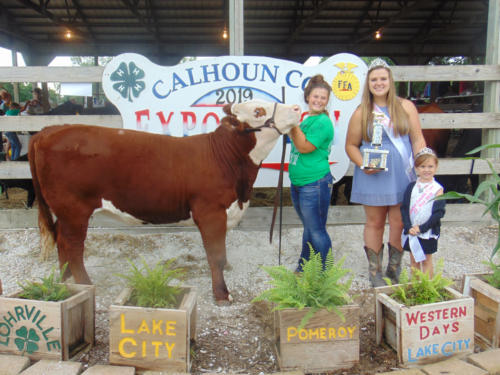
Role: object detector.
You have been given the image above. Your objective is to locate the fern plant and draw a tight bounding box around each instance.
[116,257,185,308]
[384,259,453,306]
[252,244,354,328]
[18,264,71,302]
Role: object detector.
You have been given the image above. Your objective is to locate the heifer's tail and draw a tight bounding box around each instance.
[28,134,57,260]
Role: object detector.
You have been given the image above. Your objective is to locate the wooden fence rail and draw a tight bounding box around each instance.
[0,64,498,227]
[1,112,499,132]
[1,64,499,83]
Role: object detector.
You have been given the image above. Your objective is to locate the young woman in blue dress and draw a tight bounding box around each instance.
[345,58,426,287]
[288,74,334,271]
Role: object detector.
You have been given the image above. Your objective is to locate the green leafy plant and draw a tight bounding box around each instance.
[482,260,500,289]
[252,244,354,328]
[436,143,500,259]
[384,259,453,306]
[436,144,500,289]
[17,263,71,302]
[116,257,185,308]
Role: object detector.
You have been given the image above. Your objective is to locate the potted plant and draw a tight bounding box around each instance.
[439,143,500,348]
[108,257,197,372]
[0,264,95,360]
[375,261,474,366]
[252,245,359,373]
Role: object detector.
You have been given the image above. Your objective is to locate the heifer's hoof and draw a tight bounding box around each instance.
[215,294,233,306]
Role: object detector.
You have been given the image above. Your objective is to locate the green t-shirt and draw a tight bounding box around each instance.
[5,109,20,116]
[289,113,334,186]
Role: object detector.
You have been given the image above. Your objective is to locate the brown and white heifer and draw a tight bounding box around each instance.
[28,101,300,303]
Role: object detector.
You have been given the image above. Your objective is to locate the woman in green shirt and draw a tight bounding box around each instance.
[288,74,334,271]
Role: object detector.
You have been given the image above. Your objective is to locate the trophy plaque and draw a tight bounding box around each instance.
[361,112,389,171]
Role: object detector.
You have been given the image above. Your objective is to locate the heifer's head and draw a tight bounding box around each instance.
[224,100,300,164]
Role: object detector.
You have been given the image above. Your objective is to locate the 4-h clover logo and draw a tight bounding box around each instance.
[110,61,146,102]
[15,326,40,354]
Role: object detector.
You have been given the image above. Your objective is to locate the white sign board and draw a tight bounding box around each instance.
[102,53,367,187]
[60,82,93,97]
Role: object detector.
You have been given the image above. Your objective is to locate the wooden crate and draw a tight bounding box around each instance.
[109,286,197,372]
[463,273,500,349]
[274,305,359,372]
[375,285,474,366]
[0,283,95,360]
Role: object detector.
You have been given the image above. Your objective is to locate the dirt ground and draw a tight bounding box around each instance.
[0,186,488,374]
[0,187,31,209]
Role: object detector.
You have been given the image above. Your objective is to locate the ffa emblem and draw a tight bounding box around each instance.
[332,62,360,101]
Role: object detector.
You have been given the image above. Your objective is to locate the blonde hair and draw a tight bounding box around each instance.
[360,66,409,142]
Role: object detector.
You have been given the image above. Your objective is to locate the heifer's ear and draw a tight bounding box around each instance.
[222,115,240,126]
[223,103,233,115]
[222,115,250,132]
[221,114,241,128]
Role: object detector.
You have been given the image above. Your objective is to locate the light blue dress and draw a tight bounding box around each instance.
[350,107,415,206]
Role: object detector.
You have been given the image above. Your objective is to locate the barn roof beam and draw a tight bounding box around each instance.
[16,0,91,41]
[71,0,97,42]
[0,5,33,45]
[31,39,483,62]
[120,0,161,45]
[351,0,377,38]
[286,0,302,58]
[413,10,487,46]
[287,0,333,49]
[407,0,448,62]
[410,1,446,42]
[352,0,435,44]
[145,0,162,59]
[0,5,36,62]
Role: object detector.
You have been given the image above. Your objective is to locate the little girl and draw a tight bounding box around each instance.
[400,147,446,277]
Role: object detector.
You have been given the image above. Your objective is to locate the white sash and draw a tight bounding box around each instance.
[409,180,443,231]
[407,236,426,262]
[373,104,415,180]
[401,179,442,263]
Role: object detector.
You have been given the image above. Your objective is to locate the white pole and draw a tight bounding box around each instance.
[11,49,20,103]
[229,0,244,56]
[482,0,500,153]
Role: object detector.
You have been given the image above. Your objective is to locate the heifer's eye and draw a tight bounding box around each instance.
[254,107,266,118]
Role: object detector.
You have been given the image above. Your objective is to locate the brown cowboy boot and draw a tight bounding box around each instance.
[386,243,404,284]
[364,245,385,287]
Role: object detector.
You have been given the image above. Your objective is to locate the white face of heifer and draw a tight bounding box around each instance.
[230,101,300,165]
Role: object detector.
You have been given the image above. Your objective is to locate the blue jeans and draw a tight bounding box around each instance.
[5,132,21,161]
[291,173,333,271]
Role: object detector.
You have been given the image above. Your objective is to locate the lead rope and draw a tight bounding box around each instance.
[269,134,287,265]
